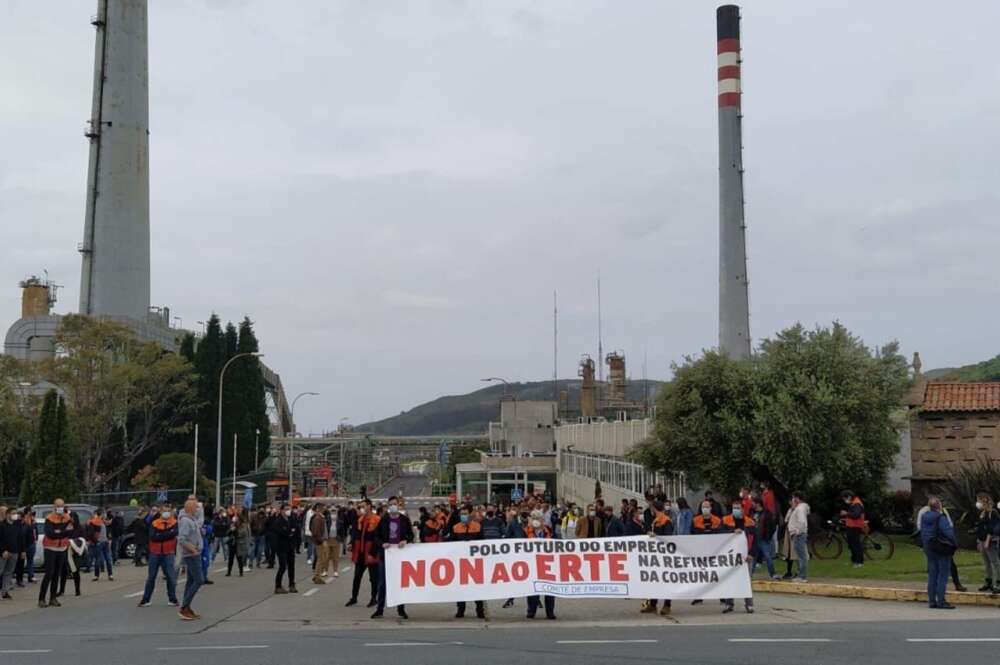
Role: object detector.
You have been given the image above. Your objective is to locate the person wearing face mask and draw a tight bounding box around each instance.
[481,504,505,541]
[448,506,486,619]
[561,505,580,540]
[38,499,73,608]
[721,500,756,614]
[371,497,413,619]
[346,500,380,608]
[974,493,1000,594]
[138,503,180,608]
[640,500,675,616]
[271,504,298,594]
[525,511,556,620]
[0,506,23,599]
[576,504,604,539]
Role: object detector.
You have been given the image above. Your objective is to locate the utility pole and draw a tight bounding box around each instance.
[192,424,199,496]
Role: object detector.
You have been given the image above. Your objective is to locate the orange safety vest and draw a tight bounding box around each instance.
[148,516,178,555]
[42,513,73,549]
[845,497,866,529]
[452,520,482,536]
[692,513,722,533]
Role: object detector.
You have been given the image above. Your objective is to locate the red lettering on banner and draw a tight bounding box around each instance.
[430,559,455,586]
[582,553,604,579]
[536,554,555,581]
[401,560,425,588]
[490,563,511,584]
[559,554,583,581]
[511,561,530,581]
[459,558,484,584]
[608,553,628,581]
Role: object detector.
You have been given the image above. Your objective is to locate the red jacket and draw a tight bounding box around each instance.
[351,513,380,565]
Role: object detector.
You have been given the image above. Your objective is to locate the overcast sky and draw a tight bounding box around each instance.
[2,0,998,433]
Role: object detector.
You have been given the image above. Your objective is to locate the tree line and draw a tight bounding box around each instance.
[0,313,271,503]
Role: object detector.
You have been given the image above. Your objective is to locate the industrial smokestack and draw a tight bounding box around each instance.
[716,5,751,360]
[79,0,150,321]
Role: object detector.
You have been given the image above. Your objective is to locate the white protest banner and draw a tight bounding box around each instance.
[385,534,750,607]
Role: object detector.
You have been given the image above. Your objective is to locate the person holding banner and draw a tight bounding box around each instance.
[346,500,380,608]
[371,497,413,620]
[524,511,556,620]
[722,499,756,614]
[689,500,724,607]
[448,505,486,620]
[639,500,675,616]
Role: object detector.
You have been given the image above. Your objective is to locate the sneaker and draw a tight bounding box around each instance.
[203,580,215,585]
[370,610,384,619]
[797,578,808,583]
[92,578,99,583]
[321,571,328,577]
[639,604,657,614]
[659,605,671,616]
[288,585,298,594]
[345,598,358,607]
[366,599,377,608]
[1,593,11,600]
[397,609,409,620]
[179,607,196,620]
[722,603,734,614]
[108,576,114,582]
[312,578,326,585]
[49,599,61,607]
[936,603,957,610]
[745,605,755,614]
[38,600,48,608]
[333,572,339,578]
[275,587,288,595]
[771,575,783,581]
[167,600,179,607]
[502,598,514,608]
[138,601,151,608]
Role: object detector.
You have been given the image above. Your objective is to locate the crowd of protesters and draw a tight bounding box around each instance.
[7,481,1000,622]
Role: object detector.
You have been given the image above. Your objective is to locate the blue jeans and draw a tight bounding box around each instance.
[925,549,951,607]
[752,539,776,578]
[90,541,113,577]
[142,553,178,604]
[792,533,809,579]
[306,541,316,563]
[182,554,204,609]
[252,536,266,565]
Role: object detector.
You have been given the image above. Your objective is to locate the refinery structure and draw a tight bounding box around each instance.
[2,2,754,499]
[2,0,294,434]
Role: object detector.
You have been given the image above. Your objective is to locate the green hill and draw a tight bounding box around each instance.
[356,379,663,436]
[926,354,1000,382]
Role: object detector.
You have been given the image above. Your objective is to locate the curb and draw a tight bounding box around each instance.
[753,579,1000,607]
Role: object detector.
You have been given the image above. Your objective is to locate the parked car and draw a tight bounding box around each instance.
[105,505,144,561]
[25,504,98,568]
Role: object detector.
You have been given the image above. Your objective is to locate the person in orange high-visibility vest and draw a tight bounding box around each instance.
[639,500,675,617]
[448,505,485,620]
[721,500,756,614]
[525,511,556,620]
[840,490,866,567]
[345,500,380,608]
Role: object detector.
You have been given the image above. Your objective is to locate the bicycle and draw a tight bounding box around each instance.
[808,519,895,561]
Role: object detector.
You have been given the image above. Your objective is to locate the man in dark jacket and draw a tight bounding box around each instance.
[109,510,125,563]
[603,506,625,537]
[370,496,413,620]
[270,504,297,594]
[129,509,149,566]
[0,507,24,599]
[480,504,506,541]
[750,497,779,580]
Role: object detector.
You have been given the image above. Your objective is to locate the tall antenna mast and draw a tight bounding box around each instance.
[553,290,558,403]
[597,275,604,384]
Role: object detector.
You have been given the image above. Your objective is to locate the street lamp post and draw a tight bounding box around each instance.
[215,352,263,508]
[254,429,260,472]
[481,376,513,397]
[287,391,319,503]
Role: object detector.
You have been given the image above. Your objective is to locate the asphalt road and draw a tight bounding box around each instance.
[372,473,433,500]
[2,544,999,665]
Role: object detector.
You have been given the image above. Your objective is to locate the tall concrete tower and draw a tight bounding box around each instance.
[78,0,150,321]
[716,5,751,359]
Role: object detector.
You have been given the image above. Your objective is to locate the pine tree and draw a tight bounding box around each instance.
[236,317,270,474]
[194,315,225,473]
[21,390,78,504]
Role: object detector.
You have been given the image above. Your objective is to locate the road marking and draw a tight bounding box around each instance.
[557,640,658,645]
[907,638,1000,643]
[156,645,270,651]
[364,642,463,647]
[340,565,352,573]
[124,591,143,598]
[214,567,227,573]
[0,650,52,654]
[728,639,833,643]
[304,588,319,597]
